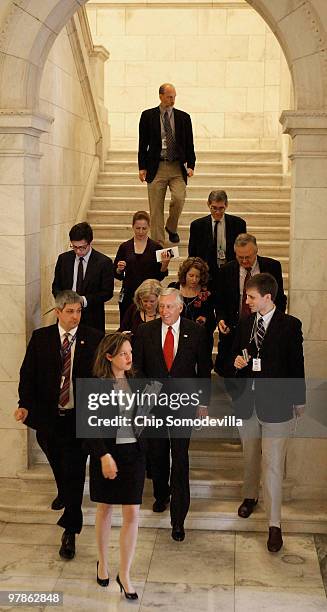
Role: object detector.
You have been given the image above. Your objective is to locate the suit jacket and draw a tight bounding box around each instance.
[138,106,196,183]
[18,324,103,431]
[188,213,246,284]
[230,310,305,422]
[52,249,114,332]
[216,255,287,327]
[133,317,212,410]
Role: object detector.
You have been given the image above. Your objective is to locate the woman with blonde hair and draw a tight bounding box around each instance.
[86,332,145,600]
[120,278,162,336]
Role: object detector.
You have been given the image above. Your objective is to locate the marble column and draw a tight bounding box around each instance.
[0,110,53,477]
[89,45,110,170]
[280,110,327,499]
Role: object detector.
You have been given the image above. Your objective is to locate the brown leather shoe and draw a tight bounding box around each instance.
[267,526,283,552]
[238,498,258,518]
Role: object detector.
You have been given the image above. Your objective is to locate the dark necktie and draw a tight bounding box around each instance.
[240,268,251,318]
[59,333,71,407]
[163,326,174,371]
[256,316,265,348]
[76,257,84,295]
[163,111,175,162]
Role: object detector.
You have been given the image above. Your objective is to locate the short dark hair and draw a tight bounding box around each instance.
[246,273,278,302]
[178,257,209,287]
[132,210,150,225]
[69,222,93,243]
[208,190,228,206]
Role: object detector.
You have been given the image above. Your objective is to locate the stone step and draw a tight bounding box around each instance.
[92,223,290,242]
[98,172,287,187]
[93,238,289,259]
[107,149,282,162]
[0,485,326,533]
[95,184,291,200]
[88,209,291,228]
[104,160,283,174]
[90,197,291,213]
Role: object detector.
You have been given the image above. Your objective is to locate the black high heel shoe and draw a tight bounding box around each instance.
[116,574,138,600]
[96,561,109,587]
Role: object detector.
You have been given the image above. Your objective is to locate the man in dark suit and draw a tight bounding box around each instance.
[52,222,114,333]
[134,288,211,541]
[138,83,196,246]
[188,190,246,286]
[14,291,103,560]
[232,273,305,552]
[215,233,287,376]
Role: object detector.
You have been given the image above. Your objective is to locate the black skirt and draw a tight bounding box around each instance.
[89,442,146,505]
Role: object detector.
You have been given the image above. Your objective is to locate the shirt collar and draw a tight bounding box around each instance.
[162,317,180,334]
[241,257,258,273]
[58,324,78,340]
[159,104,173,117]
[257,305,276,325]
[75,246,92,264]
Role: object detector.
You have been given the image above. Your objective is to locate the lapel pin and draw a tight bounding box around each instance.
[80,340,85,344]
[183,334,188,338]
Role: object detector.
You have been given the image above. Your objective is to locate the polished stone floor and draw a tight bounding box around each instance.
[0,522,326,611]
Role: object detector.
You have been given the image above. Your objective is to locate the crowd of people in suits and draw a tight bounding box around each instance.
[13,81,305,601]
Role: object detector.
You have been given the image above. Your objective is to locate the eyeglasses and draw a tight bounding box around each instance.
[70,244,89,252]
[209,205,226,213]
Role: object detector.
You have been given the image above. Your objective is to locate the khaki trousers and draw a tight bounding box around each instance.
[238,410,293,526]
[147,161,186,245]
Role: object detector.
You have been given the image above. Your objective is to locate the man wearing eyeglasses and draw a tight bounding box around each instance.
[215,233,287,376]
[52,222,114,333]
[188,190,246,286]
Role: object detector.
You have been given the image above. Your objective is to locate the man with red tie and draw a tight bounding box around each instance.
[134,288,211,541]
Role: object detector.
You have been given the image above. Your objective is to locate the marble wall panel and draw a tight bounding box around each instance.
[146,36,175,61]
[0,333,26,382]
[265,60,280,85]
[125,61,197,87]
[0,429,27,477]
[264,85,280,111]
[193,113,224,138]
[225,112,264,137]
[175,36,249,61]
[226,61,265,87]
[226,8,266,35]
[293,157,327,189]
[0,186,25,235]
[263,111,280,137]
[0,236,25,285]
[125,113,141,138]
[292,188,327,240]
[246,88,264,112]
[178,87,247,113]
[304,340,327,378]
[100,35,147,61]
[97,9,125,36]
[198,8,227,36]
[25,233,40,285]
[248,35,266,61]
[106,86,147,112]
[196,62,225,87]
[105,61,125,86]
[125,9,198,36]
[290,239,327,290]
[0,286,25,335]
[0,382,19,429]
[290,290,327,341]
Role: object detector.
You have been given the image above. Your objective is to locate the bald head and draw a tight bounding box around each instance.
[159,83,176,108]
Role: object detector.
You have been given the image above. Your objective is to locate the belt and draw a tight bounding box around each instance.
[58,407,75,417]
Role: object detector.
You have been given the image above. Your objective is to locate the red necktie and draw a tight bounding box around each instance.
[59,334,71,407]
[163,326,174,371]
[240,268,251,319]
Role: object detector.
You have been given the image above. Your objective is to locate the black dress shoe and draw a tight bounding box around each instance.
[238,498,258,518]
[97,561,109,587]
[152,497,170,513]
[171,525,185,541]
[59,531,75,560]
[51,496,65,511]
[165,226,180,243]
[116,574,138,600]
[267,526,283,552]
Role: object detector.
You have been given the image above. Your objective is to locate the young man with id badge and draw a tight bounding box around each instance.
[231,273,305,552]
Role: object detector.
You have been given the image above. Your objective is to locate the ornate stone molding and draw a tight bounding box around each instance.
[0,110,54,137]
[90,45,110,63]
[280,110,327,136]
[66,14,102,147]
[87,1,247,7]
